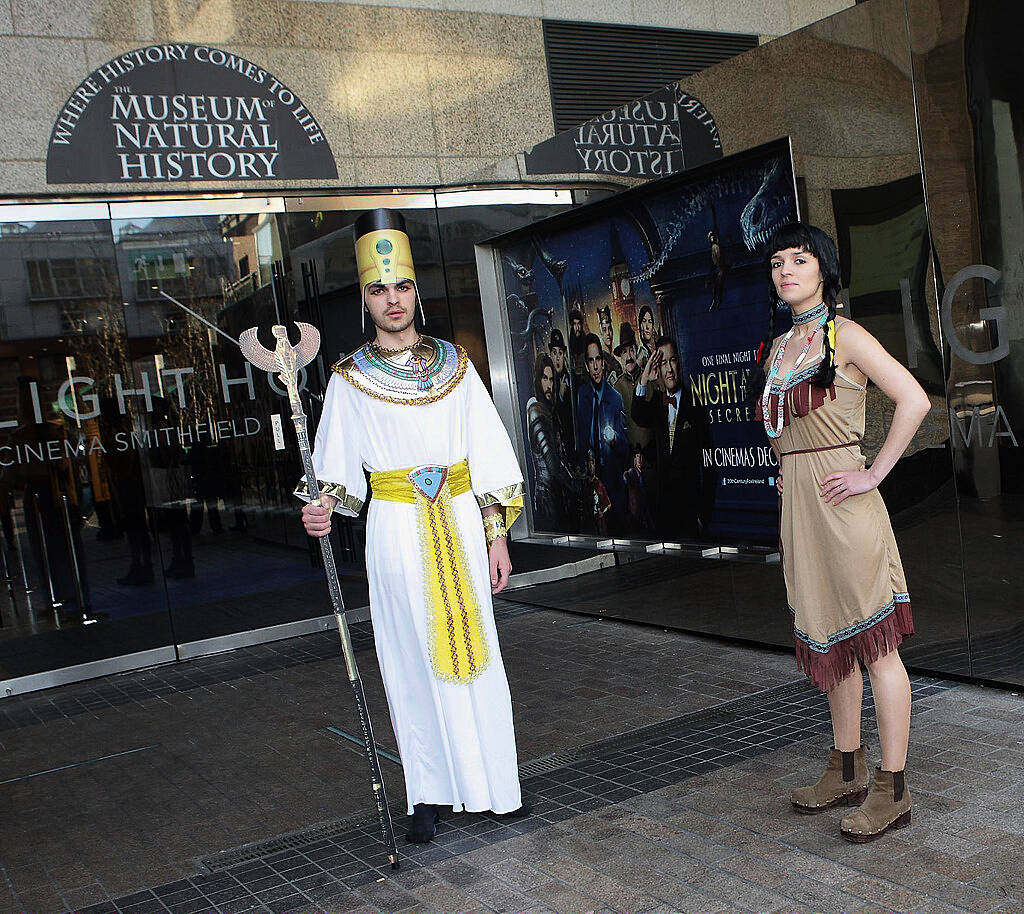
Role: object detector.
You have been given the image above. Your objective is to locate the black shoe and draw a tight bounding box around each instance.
[164,559,195,579]
[494,801,532,820]
[405,803,441,844]
[117,564,154,586]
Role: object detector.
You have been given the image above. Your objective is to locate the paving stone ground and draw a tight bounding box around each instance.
[1,599,1021,914]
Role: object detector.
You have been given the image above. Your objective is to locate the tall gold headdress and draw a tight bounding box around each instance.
[354,208,424,330]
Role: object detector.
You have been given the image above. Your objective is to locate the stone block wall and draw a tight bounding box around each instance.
[1,0,853,196]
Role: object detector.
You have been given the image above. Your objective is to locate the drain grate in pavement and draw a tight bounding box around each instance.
[200,809,406,872]
[518,750,581,777]
[202,748,585,872]
[74,673,958,914]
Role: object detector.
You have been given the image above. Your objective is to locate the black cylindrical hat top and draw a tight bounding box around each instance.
[354,208,407,240]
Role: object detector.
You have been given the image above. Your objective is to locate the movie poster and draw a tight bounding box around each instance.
[494,139,798,546]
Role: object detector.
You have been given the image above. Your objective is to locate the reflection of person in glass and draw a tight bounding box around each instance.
[582,449,611,536]
[147,396,194,579]
[101,397,154,586]
[752,222,929,842]
[597,306,622,384]
[297,209,529,843]
[622,444,653,536]
[575,334,628,532]
[632,337,712,538]
[637,305,657,370]
[526,353,577,531]
[707,229,728,312]
[7,378,91,619]
[547,328,575,464]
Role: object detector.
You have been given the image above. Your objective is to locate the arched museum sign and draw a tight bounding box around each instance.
[46,45,338,184]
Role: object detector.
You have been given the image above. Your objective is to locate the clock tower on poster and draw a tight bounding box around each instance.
[608,220,637,334]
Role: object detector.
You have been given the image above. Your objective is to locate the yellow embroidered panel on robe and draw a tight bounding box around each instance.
[372,461,490,684]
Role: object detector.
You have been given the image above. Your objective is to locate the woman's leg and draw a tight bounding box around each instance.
[829,662,864,750]
[865,648,911,771]
[841,648,912,840]
[791,660,870,812]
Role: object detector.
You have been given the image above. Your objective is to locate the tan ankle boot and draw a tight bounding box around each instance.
[791,747,869,814]
[840,767,912,842]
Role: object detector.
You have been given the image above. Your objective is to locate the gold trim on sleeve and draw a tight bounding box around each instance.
[476,483,524,532]
[294,478,364,515]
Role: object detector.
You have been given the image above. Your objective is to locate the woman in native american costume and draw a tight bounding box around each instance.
[752,222,930,842]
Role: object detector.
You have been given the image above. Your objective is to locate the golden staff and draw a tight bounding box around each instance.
[239,322,400,870]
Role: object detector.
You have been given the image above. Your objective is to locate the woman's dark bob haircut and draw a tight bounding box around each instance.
[766,222,841,307]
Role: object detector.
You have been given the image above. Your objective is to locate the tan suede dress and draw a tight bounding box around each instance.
[760,357,913,692]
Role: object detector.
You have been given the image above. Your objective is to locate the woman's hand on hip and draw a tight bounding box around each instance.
[820,468,876,505]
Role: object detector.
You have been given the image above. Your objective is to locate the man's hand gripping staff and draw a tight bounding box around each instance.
[239,322,400,871]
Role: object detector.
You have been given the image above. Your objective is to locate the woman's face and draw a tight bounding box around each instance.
[770,247,824,311]
[640,311,654,342]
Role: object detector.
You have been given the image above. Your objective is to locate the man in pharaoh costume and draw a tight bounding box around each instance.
[298,209,529,844]
[526,353,578,531]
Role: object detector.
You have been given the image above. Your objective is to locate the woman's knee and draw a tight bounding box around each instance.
[865,647,907,680]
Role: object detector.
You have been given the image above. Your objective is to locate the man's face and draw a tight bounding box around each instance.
[658,343,680,393]
[550,345,566,374]
[540,366,554,404]
[571,317,583,336]
[621,344,637,375]
[363,280,417,333]
[600,315,613,348]
[586,342,604,386]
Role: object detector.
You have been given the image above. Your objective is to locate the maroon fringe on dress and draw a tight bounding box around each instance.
[756,379,836,427]
[795,599,915,693]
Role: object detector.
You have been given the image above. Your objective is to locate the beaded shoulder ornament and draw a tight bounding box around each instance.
[333,335,468,405]
[761,301,831,439]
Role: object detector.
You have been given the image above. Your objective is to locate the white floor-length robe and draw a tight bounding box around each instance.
[301,345,524,814]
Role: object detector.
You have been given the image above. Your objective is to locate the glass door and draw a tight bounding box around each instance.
[0,203,177,686]
[108,197,337,649]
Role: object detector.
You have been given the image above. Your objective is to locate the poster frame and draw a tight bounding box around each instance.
[475,137,799,555]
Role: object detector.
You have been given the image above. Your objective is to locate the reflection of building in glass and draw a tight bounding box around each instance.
[3,0,1024,695]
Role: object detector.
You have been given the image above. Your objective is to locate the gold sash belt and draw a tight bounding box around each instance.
[371,459,472,503]
[369,459,489,684]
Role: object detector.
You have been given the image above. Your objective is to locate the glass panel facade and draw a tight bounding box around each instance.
[909,0,1024,685]
[1,0,1022,690]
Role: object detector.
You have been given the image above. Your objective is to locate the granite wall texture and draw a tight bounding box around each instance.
[0,0,853,195]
